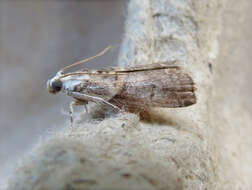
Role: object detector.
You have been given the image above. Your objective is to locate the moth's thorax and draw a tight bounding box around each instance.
[61,75,90,92]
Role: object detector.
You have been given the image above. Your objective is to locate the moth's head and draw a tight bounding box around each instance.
[47,76,63,94]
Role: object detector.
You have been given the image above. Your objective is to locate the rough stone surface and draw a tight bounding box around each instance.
[5,0,252,189]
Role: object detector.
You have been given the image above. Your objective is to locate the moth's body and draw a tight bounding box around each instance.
[48,65,196,112]
[47,46,196,124]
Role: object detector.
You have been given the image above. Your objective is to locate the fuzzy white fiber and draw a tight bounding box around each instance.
[5,0,252,189]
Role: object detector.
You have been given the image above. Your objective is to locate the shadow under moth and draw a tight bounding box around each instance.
[47,47,196,123]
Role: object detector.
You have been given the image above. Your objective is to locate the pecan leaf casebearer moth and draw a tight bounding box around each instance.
[47,46,196,120]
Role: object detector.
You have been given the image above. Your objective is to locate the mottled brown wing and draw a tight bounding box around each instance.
[109,67,196,110]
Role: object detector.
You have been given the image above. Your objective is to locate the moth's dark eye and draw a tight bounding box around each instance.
[51,80,62,92]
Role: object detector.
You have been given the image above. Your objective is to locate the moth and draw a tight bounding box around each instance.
[47,47,196,122]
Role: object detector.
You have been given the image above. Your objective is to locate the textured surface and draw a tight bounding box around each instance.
[4,0,252,189]
[210,0,252,188]
[5,113,206,190]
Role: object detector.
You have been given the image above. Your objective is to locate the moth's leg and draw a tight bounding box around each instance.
[75,99,89,113]
[67,91,121,111]
[69,101,75,127]
[84,104,88,113]
[69,99,88,127]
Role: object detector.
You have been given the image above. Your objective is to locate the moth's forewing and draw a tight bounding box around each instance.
[109,67,196,109]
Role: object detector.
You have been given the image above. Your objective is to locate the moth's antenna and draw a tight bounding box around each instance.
[60,46,112,74]
[59,71,125,79]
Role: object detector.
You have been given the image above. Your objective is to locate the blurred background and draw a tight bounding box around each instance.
[0,0,126,183]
